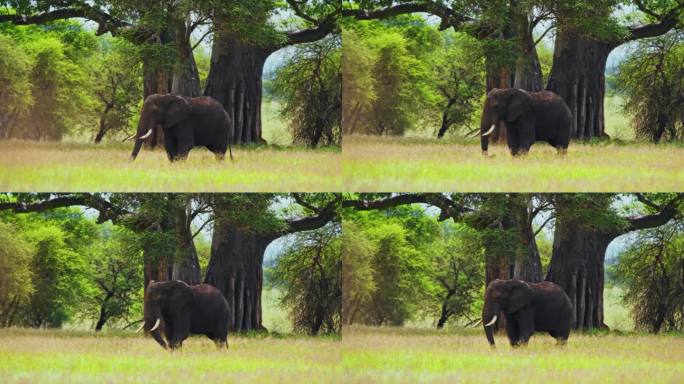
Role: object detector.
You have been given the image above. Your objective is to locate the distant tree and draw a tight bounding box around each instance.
[91,38,143,143]
[269,224,341,335]
[616,32,684,142]
[341,29,376,135]
[272,35,341,147]
[430,223,484,328]
[0,222,33,327]
[431,33,484,138]
[0,34,32,139]
[82,226,143,331]
[613,222,684,332]
[341,221,376,325]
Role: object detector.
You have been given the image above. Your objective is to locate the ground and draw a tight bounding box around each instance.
[0,141,340,192]
[0,329,341,383]
[341,326,684,383]
[342,135,684,192]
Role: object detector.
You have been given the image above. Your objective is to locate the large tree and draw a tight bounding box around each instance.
[546,0,684,139]
[546,193,684,329]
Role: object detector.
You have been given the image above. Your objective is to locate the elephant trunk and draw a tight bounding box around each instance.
[143,299,167,349]
[480,105,497,156]
[482,301,499,347]
[130,138,144,160]
[130,108,157,160]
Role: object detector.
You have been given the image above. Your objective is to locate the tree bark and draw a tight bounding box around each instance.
[546,31,612,139]
[204,32,271,145]
[170,15,201,97]
[512,7,543,92]
[204,220,270,332]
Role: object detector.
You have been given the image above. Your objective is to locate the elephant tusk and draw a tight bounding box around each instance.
[135,323,145,333]
[138,129,153,139]
[150,318,161,332]
[471,319,483,328]
[482,124,496,137]
[484,315,498,327]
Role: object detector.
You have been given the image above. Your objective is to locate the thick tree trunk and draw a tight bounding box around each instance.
[204,32,271,145]
[511,195,543,282]
[204,215,272,332]
[512,9,543,92]
[546,215,612,330]
[546,31,613,139]
[170,197,201,285]
[170,15,201,97]
[142,62,171,149]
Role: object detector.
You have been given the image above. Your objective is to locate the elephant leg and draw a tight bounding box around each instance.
[164,134,179,161]
[175,130,194,160]
[506,127,521,156]
[517,120,535,154]
[516,314,534,345]
[505,315,520,347]
[169,312,190,350]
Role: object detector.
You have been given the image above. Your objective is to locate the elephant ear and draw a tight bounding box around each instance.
[168,283,193,314]
[163,95,192,128]
[507,281,532,313]
[505,90,532,123]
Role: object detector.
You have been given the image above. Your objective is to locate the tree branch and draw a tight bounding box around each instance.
[625,194,684,232]
[0,193,129,224]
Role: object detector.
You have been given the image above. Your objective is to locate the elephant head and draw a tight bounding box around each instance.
[130,94,192,160]
[482,279,532,347]
[480,88,533,156]
[138,280,193,349]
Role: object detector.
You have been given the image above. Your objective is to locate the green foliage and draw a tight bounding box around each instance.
[341,221,377,325]
[343,17,485,137]
[0,222,33,327]
[271,36,341,147]
[79,226,143,330]
[0,33,32,139]
[615,32,684,142]
[269,224,341,335]
[428,222,484,327]
[612,223,684,332]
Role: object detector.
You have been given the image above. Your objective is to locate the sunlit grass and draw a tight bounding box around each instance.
[341,326,684,383]
[342,135,684,192]
[0,140,340,192]
[0,328,341,383]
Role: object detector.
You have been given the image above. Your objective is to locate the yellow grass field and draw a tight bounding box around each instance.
[0,141,341,192]
[341,326,684,383]
[342,135,684,192]
[0,329,341,383]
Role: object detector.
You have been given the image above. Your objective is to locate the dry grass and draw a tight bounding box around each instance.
[342,135,684,192]
[341,326,684,383]
[0,141,341,192]
[0,328,341,383]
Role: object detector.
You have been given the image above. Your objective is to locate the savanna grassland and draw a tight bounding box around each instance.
[342,135,684,192]
[0,141,341,192]
[0,329,341,383]
[341,326,684,383]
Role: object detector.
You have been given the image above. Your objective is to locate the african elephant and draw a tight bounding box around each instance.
[138,280,230,350]
[480,88,571,156]
[482,279,573,348]
[130,94,233,161]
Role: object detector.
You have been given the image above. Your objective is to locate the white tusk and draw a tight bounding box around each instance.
[139,129,153,139]
[482,124,496,137]
[135,323,145,333]
[471,319,483,328]
[150,318,161,332]
[484,315,498,327]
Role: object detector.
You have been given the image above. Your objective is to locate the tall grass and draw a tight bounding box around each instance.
[0,328,341,383]
[0,141,340,192]
[342,135,684,192]
[341,326,684,383]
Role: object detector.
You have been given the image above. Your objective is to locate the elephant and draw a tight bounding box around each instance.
[480,88,572,156]
[130,94,233,161]
[137,280,230,350]
[482,279,573,348]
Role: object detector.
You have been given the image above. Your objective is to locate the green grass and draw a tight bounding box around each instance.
[0,140,340,192]
[341,326,684,383]
[0,328,341,383]
[342,135,684,192]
